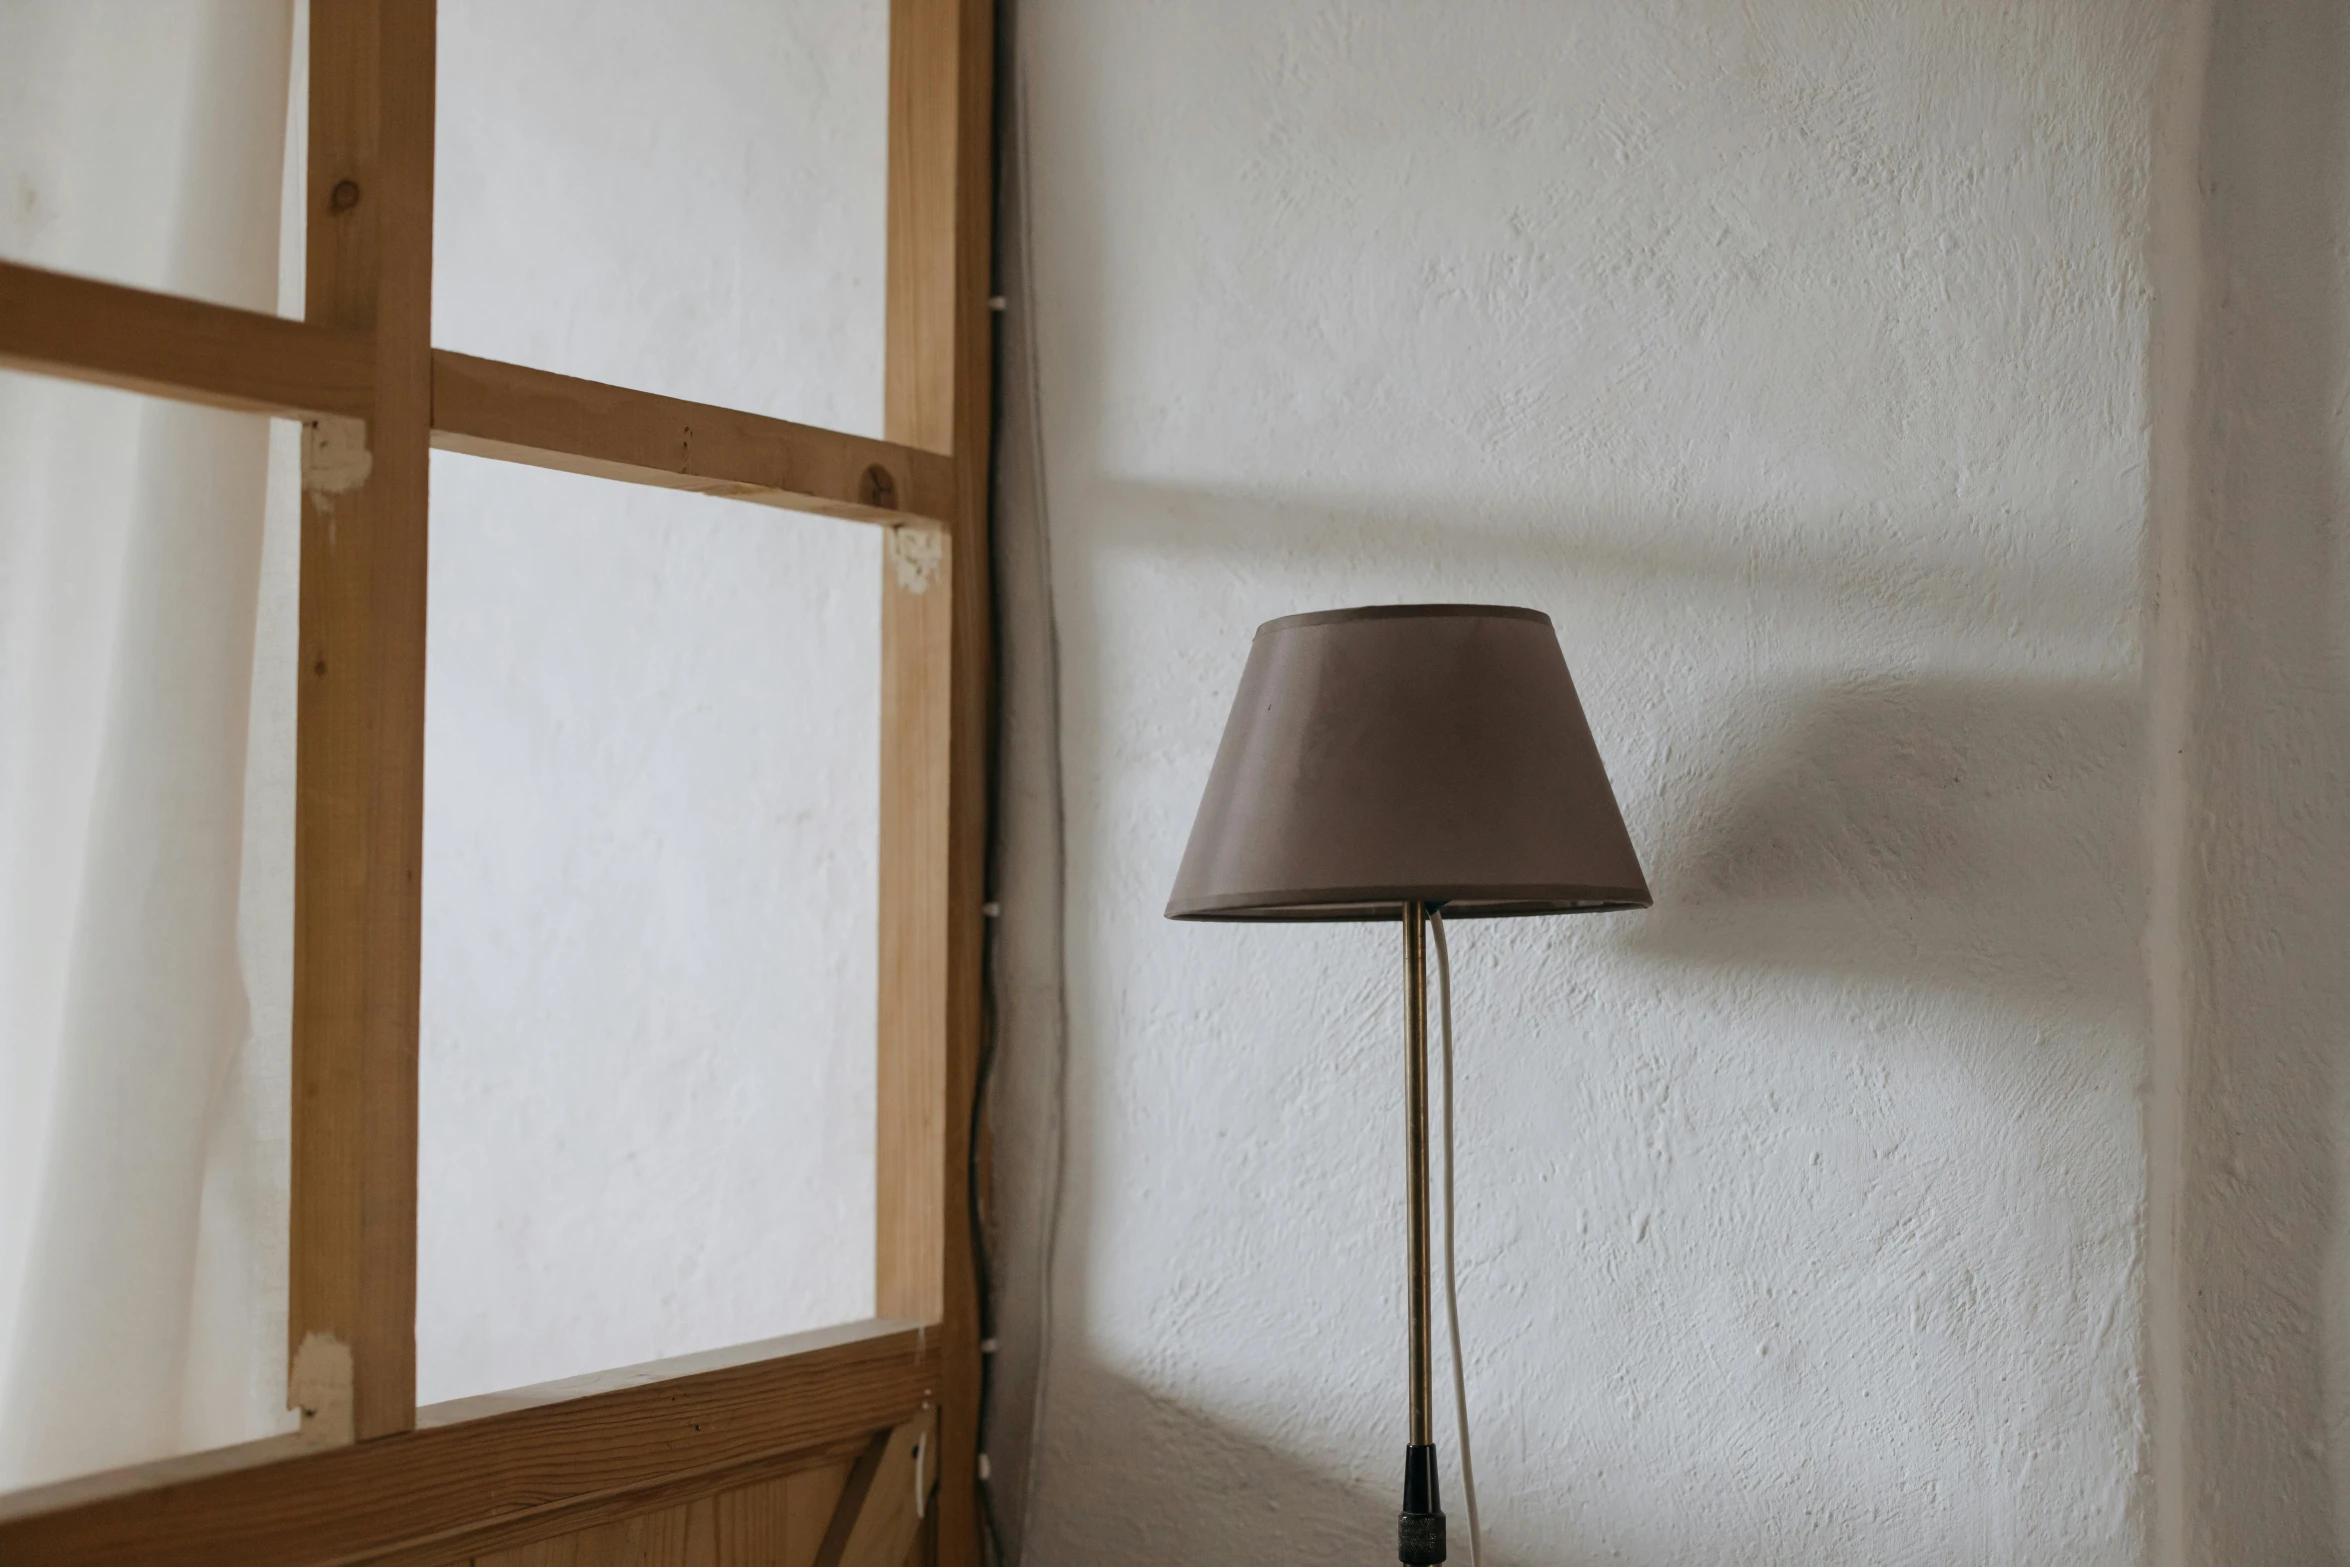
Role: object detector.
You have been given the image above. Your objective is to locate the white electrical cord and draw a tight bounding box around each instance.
[1431,910,1482,1567]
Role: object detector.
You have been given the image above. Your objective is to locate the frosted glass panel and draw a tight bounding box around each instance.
[418,453,879,1404]
[434,0,887,433]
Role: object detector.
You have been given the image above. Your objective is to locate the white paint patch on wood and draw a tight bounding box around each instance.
[299,414,371,501]
[287,1331,353,1449]
[886,525,945,595]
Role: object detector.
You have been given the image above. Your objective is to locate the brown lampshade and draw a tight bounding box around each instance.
[1165,604,1651,921]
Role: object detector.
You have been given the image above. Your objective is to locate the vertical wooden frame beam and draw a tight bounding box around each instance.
[290,0,435,1443]
[879,0,993,1561]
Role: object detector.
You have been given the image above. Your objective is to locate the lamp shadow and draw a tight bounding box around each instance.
[1630,674,2142,1027]
[1019,1363,1395,1563]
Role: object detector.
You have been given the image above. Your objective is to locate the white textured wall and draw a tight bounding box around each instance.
[991,3,2179,1561]
[418,0,887,1402]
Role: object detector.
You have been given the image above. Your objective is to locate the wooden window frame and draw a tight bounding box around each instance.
[0,1,993,1562]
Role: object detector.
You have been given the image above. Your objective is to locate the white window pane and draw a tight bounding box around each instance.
[433,0,887,434]
[417,453,879,1403]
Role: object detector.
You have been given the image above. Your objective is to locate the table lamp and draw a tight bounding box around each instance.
[1165,604,1650,1565]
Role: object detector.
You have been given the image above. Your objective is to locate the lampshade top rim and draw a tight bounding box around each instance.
[1254,602,1551,637]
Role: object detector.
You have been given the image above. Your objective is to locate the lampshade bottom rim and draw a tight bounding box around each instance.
[1164,886,1652,922]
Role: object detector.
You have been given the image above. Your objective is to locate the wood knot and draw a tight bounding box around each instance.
[329,179,362,213]
[859,463,899,511]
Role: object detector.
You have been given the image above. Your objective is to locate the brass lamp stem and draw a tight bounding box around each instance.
[1399,902,1445,1563]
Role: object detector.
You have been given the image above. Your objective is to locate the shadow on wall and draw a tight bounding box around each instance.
[1087,478,2134,653]
[1019,1361,2052,1566]
[1018,1364,1395,1564]
[1025,1363,1716,1567]
[1639,676,2141,1025]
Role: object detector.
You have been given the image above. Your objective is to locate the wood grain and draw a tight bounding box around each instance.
[429,351,957,527]
[462,1452,857,1567]
[0,1321,937,1567]
[811,1414,931,1567]
[356,1439,863,1567]
[289,0,436,1446]
[877,2,995,1565]
[713,1460,854,1567]
[0,257,375,418]
[474,1497,717,1567]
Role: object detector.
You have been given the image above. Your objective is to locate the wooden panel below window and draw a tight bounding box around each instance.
[471,1460,851,1567]
[0,1322,934,1567]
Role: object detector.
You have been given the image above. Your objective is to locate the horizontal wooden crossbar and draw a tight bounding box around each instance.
[0,259,374,419]
[0,262,954,530]
[431,350,957,528]
[0,1319,938,1567]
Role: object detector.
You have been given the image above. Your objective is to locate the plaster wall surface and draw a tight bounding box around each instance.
[989,2,2180,1561]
